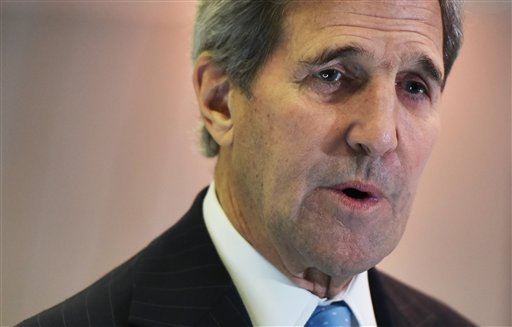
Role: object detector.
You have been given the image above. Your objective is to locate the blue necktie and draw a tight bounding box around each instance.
[305,301,358,327]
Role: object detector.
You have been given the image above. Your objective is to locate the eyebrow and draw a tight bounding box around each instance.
[298,45,444,89]
[415,55,444,89]
[298,45,371,67]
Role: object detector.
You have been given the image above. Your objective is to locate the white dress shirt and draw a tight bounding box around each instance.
[203,182,377,326]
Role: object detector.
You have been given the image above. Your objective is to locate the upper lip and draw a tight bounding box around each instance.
[327,180,385,200]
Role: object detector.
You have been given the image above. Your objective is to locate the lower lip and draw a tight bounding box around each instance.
[326,188,382,211]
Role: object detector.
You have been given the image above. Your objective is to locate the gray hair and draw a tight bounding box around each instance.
[192,0,464,157]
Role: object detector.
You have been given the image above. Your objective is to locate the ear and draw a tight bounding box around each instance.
[193,53,234,148]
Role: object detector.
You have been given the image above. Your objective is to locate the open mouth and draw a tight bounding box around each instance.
[341,187,372,200]
[326,181,383,211]
[326,182,384,211]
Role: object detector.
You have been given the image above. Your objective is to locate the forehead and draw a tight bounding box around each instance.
[279,0,444,74]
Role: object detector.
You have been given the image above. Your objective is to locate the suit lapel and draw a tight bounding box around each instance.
[368,268,409,326]
[369,268,444,327]
[194,287,253,327]
[127,189,251,326]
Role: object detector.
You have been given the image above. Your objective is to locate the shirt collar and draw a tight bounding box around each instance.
[203,182,377,326]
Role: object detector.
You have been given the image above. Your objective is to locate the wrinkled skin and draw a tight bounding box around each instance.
[203,0,444,298]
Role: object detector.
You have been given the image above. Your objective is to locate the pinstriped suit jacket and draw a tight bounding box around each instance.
[18,188,475,327]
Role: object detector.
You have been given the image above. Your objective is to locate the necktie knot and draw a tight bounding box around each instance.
[305,301,358,327]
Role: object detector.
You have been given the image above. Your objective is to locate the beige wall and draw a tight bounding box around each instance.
[2,2,510,326]
[379,3,511,325]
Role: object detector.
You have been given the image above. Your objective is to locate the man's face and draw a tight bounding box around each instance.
[224,1,444,282]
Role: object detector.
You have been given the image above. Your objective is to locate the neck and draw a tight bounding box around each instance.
[290,268,353,298]
[213,156,353,299]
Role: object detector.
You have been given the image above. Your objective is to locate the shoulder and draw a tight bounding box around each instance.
[368,268,476,327]
[17,188,210,327]
[16,254,138,327]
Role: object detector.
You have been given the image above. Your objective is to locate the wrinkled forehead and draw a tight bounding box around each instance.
[280,0,444,75]
[285,0,443,27]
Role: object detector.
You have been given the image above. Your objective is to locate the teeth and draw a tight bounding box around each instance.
[342,188,369,199]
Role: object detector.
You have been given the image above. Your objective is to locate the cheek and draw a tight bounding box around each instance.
[248,98,330,219]
[402,114,440,177]
[231,96,305,194]
[252,96,326,169]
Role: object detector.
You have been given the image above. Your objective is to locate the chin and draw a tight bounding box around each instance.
[316,235,401,278]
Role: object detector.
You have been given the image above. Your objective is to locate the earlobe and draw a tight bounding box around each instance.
[193,53,234,147]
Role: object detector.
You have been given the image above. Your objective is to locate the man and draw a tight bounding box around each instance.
[19,1,474,326]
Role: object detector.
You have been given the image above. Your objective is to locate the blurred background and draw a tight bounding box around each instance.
[1,1,510,326]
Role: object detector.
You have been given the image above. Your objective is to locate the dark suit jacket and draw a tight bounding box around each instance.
[18,189,475,327]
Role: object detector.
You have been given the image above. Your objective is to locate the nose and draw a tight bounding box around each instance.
[346,84,398,157]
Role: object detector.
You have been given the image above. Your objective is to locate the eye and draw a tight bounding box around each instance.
[303,64,365,98]
[395,74,432,107]
[402,80,428,95]
[314,69,343,82]
[306,68,347,96]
